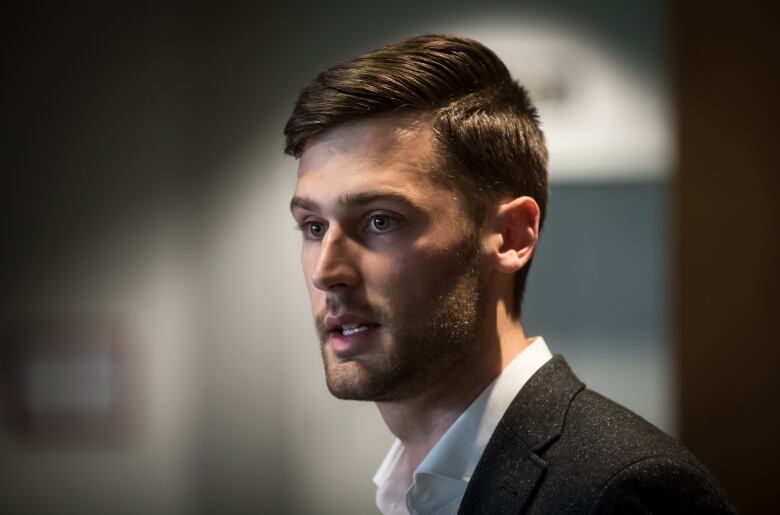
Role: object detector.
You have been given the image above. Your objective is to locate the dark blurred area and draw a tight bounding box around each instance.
[1,2,777,514]
[674,3,779,514]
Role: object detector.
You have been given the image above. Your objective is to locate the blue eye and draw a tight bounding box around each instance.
[368,214,398,233]
[305,222,326,239]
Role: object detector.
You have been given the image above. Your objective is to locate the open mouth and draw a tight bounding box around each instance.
[336,323,380,336]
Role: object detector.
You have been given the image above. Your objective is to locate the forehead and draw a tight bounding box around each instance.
[295,115,445,201]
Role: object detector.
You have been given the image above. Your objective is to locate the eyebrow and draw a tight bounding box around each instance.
[289,191,417,213]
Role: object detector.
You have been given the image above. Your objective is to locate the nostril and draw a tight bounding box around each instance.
[312,263,359,292]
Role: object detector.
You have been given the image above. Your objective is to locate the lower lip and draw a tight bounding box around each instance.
[328,326,380,356]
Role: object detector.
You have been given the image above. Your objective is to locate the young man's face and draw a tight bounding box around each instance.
[290,115,488,402]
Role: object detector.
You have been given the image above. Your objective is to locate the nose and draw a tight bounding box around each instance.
[311,226,360,293]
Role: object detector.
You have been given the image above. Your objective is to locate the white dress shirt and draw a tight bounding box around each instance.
[373,337,553,515]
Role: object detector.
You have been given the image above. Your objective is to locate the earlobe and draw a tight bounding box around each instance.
[492,196,540,274]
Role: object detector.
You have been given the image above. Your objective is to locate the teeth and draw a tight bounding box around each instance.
[341,323,370,336]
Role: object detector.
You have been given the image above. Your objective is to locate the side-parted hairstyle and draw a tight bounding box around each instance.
[284,34,548,318]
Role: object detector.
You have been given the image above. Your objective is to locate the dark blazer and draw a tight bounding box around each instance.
[458,355,736,514]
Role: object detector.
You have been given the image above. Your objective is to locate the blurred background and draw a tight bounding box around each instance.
[1,1,776,514]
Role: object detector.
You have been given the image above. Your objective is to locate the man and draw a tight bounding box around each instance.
[285,34,735,514]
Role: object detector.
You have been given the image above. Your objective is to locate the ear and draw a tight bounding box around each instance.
[486,196,541,274]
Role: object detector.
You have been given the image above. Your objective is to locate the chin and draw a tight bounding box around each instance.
[323,361,399,401]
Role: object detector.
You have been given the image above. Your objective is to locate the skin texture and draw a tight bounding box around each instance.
[290,113,541,469]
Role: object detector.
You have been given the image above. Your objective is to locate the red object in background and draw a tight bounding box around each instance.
[0,316,135,445]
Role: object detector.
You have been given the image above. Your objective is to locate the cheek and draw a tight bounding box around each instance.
[300,248,314,281]
[300,247,322,304]
[368,246,449,295]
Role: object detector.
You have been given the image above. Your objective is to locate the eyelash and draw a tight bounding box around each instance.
[301,221,327,240]
[296,213,401,240]
[366,214,400,234]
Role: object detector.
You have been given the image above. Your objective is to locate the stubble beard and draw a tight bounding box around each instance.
[316,231,487,402]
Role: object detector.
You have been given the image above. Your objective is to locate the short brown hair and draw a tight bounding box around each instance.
[284,34,548,318]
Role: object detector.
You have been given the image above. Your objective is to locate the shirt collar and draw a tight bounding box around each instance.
[373,337,553,515]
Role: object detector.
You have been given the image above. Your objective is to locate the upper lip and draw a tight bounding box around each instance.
[324,314,380,331]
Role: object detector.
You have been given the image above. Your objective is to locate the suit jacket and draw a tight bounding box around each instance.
[457,355,736,514]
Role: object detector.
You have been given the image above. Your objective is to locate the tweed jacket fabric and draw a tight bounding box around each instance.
[457,355,736,514]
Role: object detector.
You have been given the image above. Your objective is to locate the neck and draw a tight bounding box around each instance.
[375,299,530,469]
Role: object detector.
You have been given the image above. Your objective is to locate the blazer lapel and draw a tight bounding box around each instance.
[458,355,585,514]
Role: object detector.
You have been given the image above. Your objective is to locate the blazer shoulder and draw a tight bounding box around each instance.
[461,357,734,514]
[534,388,734,513]
[588,455,737,514]
[568,389,683,455]
[559,388,702,474]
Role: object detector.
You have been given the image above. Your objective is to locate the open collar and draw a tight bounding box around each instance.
[374,338,553,515]
[457,355,585,514]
